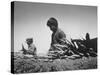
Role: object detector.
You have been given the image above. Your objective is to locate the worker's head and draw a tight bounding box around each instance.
[47,17,58,32]
[26,38,33,45]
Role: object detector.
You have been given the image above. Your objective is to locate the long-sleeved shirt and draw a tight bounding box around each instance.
[51,28,66,46]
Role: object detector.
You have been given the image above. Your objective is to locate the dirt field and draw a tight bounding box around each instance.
[13,53,97,74]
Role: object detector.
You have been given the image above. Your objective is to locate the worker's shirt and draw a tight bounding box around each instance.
[51,28,66,46]
[28,44,36,52]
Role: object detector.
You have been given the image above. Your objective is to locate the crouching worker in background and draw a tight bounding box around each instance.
[26,38,37,56]
[21,38,37,57]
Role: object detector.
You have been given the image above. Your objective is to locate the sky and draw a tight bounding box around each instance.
[13,1,97,55]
